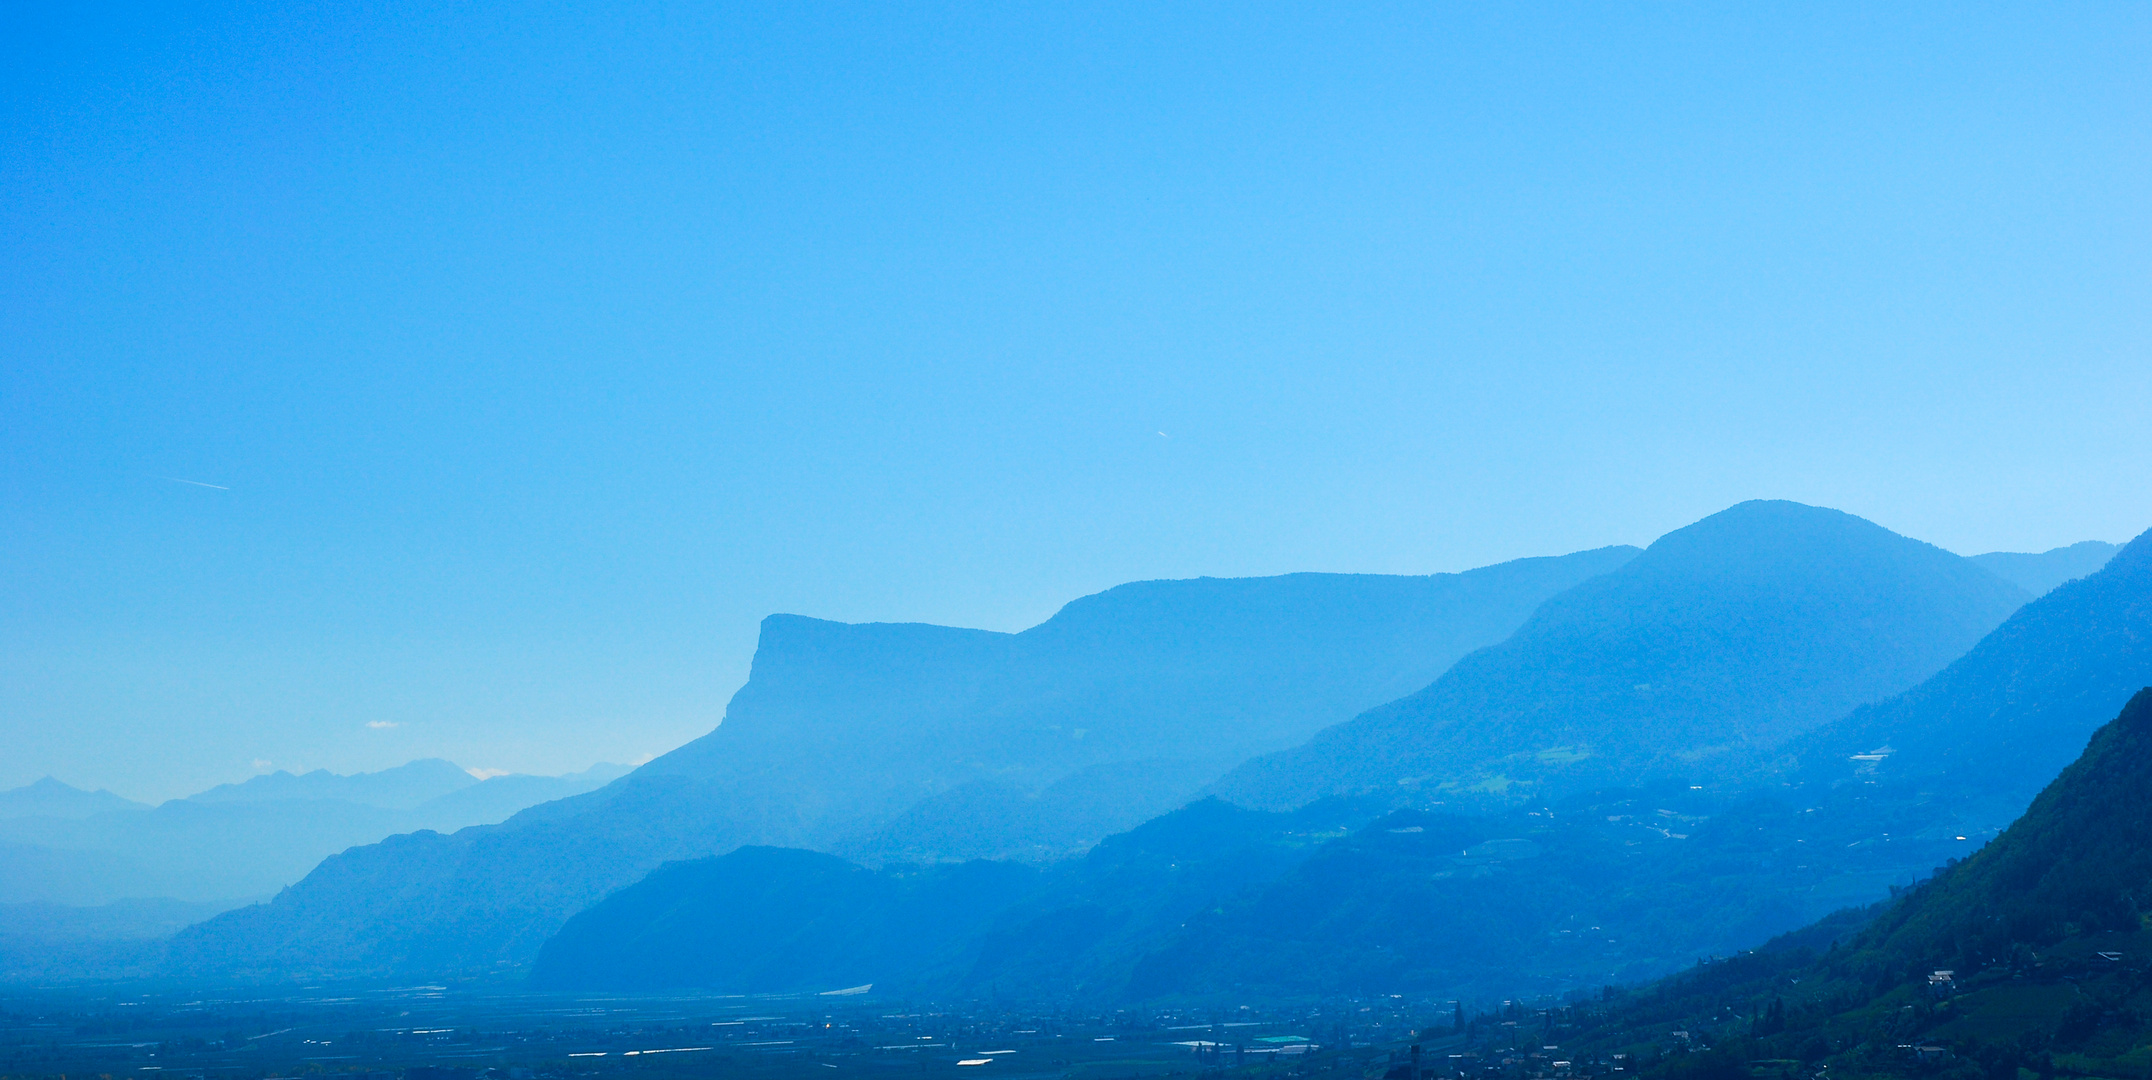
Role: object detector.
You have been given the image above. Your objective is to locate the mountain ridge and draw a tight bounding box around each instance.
[1969,539,2120,597]
[1531,688,2152,1080]
[166,550,1636,979]
[0,762,631,905]
[1211,501,2030,811]
[0,778,148,821]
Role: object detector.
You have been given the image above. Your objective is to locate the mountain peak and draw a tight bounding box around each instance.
[1211,502,2030,809]
[1631,500,1977,582]
[0,776,148,820]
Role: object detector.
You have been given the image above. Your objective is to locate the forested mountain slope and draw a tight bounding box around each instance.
[1212,501,2029,811]
[1534,688,2152,1080]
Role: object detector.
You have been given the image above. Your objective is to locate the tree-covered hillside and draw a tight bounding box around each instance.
[1213,501,2029,811]
[1476,688,2152,1080]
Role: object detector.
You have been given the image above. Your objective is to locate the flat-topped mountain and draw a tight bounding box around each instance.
[167,550,1633,979]
[1212,501,2030,810]
[527,511,2152,1005]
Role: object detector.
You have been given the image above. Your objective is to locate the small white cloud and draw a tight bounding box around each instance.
[251,759,273,771]
[466,767,509,780]
[631,752,657,766]
[366,720,400,729]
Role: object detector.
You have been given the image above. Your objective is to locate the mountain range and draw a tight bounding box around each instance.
[31,505,2137,1005]
[164,548,1635,978]
[1210,501,2031,811]
[184,758,481,809]
[0,778,148,820]
[1120,524,2152,1002]
[0,761,627,905]
[524,505,2132,1002]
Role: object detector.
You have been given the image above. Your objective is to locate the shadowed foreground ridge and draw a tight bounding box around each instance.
[1788,524,2152,804]
[1546,687,2152,1080]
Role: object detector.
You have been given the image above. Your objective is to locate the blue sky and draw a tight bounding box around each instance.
[5,3,2148,799]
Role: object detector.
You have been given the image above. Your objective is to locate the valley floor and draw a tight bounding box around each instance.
[0,983,1437,1080]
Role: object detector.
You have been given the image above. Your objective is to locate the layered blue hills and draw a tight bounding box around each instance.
[0,762,628,906]
[1968,539,2119,597]
[1210,501,2030,811]
[521,503,2079,1000]
[166,549,1630,978]
[167,504,2149,998]
[1126,523,2152,1000]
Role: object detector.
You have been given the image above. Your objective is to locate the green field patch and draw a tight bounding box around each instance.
[1924,982,2082,1042]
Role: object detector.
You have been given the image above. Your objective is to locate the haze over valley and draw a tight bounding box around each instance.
[7,6,2150,1080]
[10,507,2143,1002]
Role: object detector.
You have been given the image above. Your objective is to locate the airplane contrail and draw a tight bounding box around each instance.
[161,476,230,490]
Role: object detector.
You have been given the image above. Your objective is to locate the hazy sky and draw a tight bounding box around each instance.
[5,3,2148,799]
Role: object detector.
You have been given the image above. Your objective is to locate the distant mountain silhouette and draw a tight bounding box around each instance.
[0,778,146,821]
[186,759,478,810]
[1969,539,2119,597]
[1212,501,2030,810]
[520,781,1876,1003]
[405,763,631,826]
[0,762,627,904]
[980,787,1872,1003]
[1125,804,1658,1001]
[1794,526,2152,801]
[166,550,1635,979]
